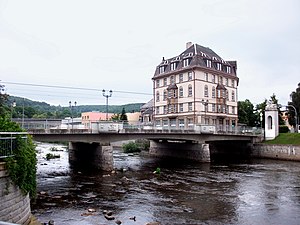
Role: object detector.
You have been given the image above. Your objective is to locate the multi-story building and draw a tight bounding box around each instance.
[152,42,239,131]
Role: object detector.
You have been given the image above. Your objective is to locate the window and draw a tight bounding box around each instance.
[212,74,216,83]
[170,118,176,127]
[212,104,216,112]
[179,103,183,112]
[216,63,222,71]
[188,84,193,97]
[163,119,168,127]
[188,102,193,112]
[225,78,228,86]
[232,106,235,114]
[156,91,160,102]
[226,66,231,73]
[231,91,235,102]
[226,90,229,100]
[226,105,229,114]
[187,118,194,126]
[155,119,161,127]
[183,58,190,67]
[188,72,193,81]
[212,87,216,98]
[179,86,183,97]
[171,63,177,71]
[170,76,175,84]
[156,79,160,88]
[206,60,212,68]
[231,79,235,87]
[156,106,160,114]
[163,90,167,101]
[179,74,183,82]
[159,66,165,74]
[163,78,167,86]
[219,76,223,84]
[204,85,208,97]
[205,73,208,81]
[163,105,167,114]
[179,119,184,127]
[268,116,272,129]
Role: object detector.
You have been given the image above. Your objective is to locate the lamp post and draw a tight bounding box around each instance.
[11,100,16,121]
[102,89,113,121]
[201,99,209,125]
[69,101,77,132]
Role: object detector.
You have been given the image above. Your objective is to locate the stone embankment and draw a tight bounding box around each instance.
[0,162,31,225]
[252,144,300,161]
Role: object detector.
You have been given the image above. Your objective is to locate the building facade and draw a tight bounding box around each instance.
[152,42,239,131]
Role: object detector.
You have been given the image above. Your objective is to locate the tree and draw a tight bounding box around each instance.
[238,99,256,127]
[120,107,128,122]
[288,83,300,127]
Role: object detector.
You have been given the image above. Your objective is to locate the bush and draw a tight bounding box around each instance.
[279,125,290,133]
[122,141,141,153]
[0,116,37,198]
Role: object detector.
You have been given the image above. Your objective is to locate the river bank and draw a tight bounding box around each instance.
[252,144,300,161]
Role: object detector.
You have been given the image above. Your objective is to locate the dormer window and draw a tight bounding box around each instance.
[226,66,231,73]
[183,58,190,67]
[206,60,212,68]
[170,62,177,71]
[159,66,165,74]
[216,63,222,71]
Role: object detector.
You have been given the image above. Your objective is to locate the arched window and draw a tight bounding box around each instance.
[156,91,160,102]
[188,85,193,96]
[179,86,183,97]
[268,116,272,129]
[212,87,216,98]
[204,85,208,97]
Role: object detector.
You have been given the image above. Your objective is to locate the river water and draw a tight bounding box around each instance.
[31,142,300,225]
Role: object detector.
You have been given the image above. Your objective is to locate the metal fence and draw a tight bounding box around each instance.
[0,132,28,159]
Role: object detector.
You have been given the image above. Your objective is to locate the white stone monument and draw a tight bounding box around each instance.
[264,103,279,140]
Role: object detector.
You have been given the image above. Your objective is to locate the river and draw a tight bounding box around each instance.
[31,142,300,225]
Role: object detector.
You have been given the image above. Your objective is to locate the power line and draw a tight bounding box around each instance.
[2,81,152,96]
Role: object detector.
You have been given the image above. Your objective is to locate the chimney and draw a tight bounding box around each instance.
[186,42,193,49]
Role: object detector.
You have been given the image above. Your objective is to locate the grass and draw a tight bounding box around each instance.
[263,133,300,145]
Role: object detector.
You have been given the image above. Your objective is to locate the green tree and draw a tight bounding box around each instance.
[120,107,128,121]
[238,99,256,126]
[288,82,300,127]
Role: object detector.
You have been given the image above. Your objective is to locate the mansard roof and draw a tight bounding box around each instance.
[153,43,237,79]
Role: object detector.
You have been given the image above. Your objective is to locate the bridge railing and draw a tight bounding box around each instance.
[0,132,28,159]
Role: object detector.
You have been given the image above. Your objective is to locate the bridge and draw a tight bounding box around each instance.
[30,125,262,171]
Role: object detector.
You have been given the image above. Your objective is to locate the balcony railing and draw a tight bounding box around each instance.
[0,132,28,159]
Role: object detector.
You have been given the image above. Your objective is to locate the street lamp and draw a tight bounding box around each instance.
[202,99,209,124]
[69,101,77,132]
[11,100,16,121]
[102,89,113,121]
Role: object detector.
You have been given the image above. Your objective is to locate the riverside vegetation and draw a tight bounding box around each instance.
[0,115,37,199]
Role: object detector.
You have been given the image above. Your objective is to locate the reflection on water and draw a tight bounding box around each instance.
[32,142,300,225]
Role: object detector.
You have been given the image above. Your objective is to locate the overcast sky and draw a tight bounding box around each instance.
[1,0,299,107]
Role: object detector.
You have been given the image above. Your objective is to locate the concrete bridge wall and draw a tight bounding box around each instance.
[68,142,113,171]
[0,162,31,225]
[149,140,210,162]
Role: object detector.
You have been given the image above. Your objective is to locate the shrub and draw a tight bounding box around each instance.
[279,125,290,133]
[122,141,141,153]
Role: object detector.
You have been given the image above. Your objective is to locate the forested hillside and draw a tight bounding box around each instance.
[9,96,144,119]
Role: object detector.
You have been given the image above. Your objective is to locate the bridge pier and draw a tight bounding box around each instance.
[68,142,113,171]
[149,140,210,162]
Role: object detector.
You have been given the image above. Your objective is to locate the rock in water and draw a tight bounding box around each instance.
[104,214,115,220]
[115,219,122,224]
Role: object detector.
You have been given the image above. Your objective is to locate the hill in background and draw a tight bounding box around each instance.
[9,96,145,119]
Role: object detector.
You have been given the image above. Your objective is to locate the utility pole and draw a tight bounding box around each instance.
[102,89,113,121]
